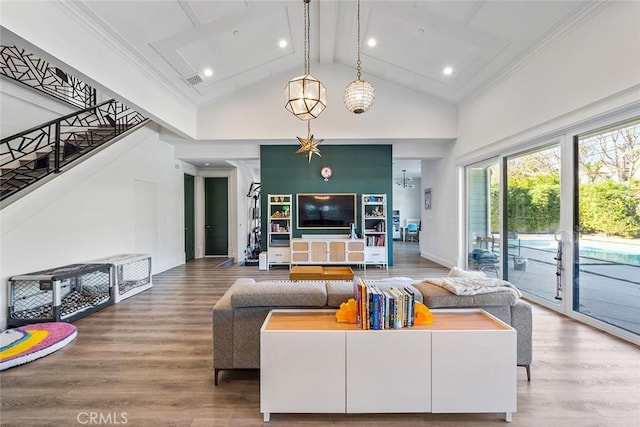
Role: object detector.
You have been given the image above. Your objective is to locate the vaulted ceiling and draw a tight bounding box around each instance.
[69,0,592,108]
[4,0,598,178]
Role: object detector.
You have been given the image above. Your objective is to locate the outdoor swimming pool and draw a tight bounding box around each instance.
[508,238,640,266]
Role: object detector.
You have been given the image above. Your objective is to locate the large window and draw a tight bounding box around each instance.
[464,117,640,341]
[575,119,640,335]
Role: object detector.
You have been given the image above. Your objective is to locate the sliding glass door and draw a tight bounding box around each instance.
[504,144,563,304]
[466,159,500,276]
[575,120,640,335]
[465,117,640,342]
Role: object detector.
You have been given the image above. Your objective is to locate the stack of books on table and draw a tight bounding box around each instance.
[353,277,415,330]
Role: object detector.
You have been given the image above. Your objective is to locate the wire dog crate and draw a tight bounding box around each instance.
[85,254,152,302]
[8,263,113,326]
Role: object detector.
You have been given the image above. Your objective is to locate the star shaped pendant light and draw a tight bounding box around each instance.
[296,121,323,163]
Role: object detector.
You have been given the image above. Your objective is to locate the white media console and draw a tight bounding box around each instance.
[260,309,517,422]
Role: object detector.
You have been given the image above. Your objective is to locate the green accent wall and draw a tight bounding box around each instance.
[260,144,393,265]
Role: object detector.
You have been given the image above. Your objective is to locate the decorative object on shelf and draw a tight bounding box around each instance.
[285,0,326,120]
[296,121,323,162]
[335,298,358,324]
[424,187,432,209]
[320,166,332,181]
[366,207,383,217]
[349,222,358,239]
[344,0,375,114]
[396,169,415,189]
[414,302,434,325]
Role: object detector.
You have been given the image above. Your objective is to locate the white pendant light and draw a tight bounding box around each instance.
[344,0,375,114]
[285,0,326,120]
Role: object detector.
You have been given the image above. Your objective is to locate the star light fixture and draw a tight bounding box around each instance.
[295,121,323,163]
[344,0,375,114]
[285,0,326,120]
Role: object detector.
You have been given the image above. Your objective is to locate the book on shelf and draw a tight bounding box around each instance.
[404,287,415,327]
[352,277,416,330]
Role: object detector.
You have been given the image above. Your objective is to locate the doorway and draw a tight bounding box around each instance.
[574,119,640,335]
[503,144,562,305]
[205,177,229,256]
[184,174,195,262]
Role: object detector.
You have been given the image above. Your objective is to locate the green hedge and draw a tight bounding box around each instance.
[579,181,640,239]
[491,177,640,239]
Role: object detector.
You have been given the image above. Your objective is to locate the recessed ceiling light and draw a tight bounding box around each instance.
[203,68,213,77]
[204,162,210,166]
[279,39,288,48]
[443,66,453,76]
[367,38,377,47]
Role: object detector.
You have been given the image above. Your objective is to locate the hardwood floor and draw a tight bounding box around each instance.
[1,242,639,426]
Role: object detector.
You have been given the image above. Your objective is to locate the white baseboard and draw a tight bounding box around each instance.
[420,251,455,269]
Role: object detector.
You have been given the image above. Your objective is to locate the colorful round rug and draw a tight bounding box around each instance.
[0,322,77,371]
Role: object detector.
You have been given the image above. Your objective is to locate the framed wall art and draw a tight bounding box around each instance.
[424,188,432,210]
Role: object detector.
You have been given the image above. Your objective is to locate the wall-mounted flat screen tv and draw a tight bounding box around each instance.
[297,193,357,229]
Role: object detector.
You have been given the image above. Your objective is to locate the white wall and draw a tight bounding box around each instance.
[430,1,640,268]
[196,63,458,141]
[457,1,640,160]
[419,158,456,268]
[0,79,76,139]
[0,125,185,329]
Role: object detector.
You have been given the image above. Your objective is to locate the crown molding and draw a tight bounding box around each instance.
[53,0,196,111]
[461,1,613,106]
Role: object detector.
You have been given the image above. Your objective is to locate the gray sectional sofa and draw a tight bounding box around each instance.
[212,277,532,385]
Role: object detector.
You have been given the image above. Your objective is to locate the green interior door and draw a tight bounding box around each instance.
[205,177,229,256]
[184,174,195,262]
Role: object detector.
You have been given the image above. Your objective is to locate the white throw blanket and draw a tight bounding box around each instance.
[421,277,522,298]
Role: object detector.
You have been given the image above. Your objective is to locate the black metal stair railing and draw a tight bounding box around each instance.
[1,45,96,108]
[0,99,148,202]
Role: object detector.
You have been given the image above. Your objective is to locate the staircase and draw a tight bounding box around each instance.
[0,99,148,203]
[1,45,148,205]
